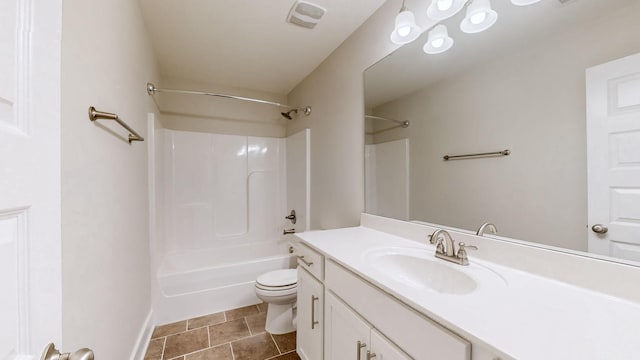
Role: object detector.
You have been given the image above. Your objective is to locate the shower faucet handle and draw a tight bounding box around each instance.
[285,210,297,224]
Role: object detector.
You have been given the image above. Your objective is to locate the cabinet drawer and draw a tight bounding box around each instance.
[296,242,324,281]
[326,260,471,360]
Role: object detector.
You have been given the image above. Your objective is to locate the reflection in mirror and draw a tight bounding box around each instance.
[364,0,640,265]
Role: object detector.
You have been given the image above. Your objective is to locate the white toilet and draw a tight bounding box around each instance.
[254,268,298,334]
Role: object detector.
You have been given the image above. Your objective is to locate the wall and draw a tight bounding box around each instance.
[370,4,640,251]
[365,139,410,220]
[61,0,158,357]
[286,0,403,229]
[157,77,288,138]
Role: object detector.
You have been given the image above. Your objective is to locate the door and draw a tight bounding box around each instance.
[586,52,640,261]
[297,267,323,360]
[0,0,63,358]
[370,330,412,360]
[325,292,371,360]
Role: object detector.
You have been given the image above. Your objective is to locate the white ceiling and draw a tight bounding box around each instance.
[139,0,386,95]
[365,0,640,108]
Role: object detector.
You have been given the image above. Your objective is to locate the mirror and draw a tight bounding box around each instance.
[364,0,640,265]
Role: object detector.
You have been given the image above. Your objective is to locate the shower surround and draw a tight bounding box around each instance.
[152,128,297,324]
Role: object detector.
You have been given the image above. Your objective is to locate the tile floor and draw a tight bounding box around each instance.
[144,304,301,360]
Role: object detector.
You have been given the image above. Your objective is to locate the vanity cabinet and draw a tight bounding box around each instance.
[325,291,410,360]
[325,260,471,360]
[296,244,324,360]
[295,239,474,360]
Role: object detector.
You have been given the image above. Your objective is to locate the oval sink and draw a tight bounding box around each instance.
[371,252,477,294]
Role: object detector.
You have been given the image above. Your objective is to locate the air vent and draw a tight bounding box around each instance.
[287,1,327,29]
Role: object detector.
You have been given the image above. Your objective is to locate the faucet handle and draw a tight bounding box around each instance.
[456,242,478,265]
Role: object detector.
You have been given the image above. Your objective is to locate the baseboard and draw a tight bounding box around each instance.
[130,309,155,360]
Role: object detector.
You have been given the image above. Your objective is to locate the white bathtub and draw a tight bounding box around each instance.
[154,242,295,324]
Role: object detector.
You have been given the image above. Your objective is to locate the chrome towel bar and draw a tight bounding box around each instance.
[443,149,510,161]
[88,106,144,143]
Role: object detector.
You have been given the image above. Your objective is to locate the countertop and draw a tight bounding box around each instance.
[296,226,640,360]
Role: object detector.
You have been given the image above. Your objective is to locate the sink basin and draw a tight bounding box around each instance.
[364,246,507,295]
[370,251,477,294]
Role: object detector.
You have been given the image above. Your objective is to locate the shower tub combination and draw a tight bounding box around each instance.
[151,129,303,324]
[155,243,294,323]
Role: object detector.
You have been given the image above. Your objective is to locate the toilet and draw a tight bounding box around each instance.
[254,268,298,334]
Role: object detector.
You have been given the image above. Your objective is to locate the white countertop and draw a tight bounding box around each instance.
[296,226,640,360]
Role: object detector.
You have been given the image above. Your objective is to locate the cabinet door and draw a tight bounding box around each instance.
[370,330,412,360]
[325,292,371,360]
[297,267,324,360]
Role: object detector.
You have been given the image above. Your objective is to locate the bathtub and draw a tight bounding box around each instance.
[153,242,295,324]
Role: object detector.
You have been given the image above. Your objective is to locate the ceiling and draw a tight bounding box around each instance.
[139,0,387,95]
[365,0,640,108]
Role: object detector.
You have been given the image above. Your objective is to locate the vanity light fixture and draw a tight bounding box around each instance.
[423,25,454,54]
[510,0,542,6]
[390,0,422,45]
[391,0,540,55]
[460,0,498,34]
[426,0,466,21]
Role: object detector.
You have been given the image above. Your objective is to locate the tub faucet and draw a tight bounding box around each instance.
[476,222,497,236]
[283,228,296,235]
[429,229,478,266]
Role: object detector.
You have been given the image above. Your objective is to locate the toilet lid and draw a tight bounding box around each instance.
[256,269,297,287]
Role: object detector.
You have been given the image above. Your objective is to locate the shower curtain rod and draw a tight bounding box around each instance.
[146,82,294,109]
[365,115,410,128]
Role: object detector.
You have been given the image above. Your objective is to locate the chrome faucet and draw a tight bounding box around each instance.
[429,229,478,266]
[429,229,456,256]
[476,222,497,236]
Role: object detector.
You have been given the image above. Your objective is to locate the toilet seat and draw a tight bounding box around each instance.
[256,269,297,289]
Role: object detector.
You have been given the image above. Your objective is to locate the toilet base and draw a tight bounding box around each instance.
[265,302,296,335]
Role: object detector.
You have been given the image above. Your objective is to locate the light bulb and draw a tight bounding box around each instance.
[423,25,453,54]
[398,26,411,37]
[437,0,453,11]
[431,38,445,48]
[460,0,498,34]
[470,11,487,25]
[427,0,465,21]
[390,9,421,45]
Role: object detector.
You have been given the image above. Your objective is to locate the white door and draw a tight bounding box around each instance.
[0,0,63,358]
[586,52,640,262]
[296,267,323,360]
[324,292,371,360]
[370,330,411,360]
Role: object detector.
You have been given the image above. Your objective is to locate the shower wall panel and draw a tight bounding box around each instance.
[164,130,286,258]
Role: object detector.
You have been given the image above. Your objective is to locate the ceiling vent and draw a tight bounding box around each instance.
[287,1,327,29]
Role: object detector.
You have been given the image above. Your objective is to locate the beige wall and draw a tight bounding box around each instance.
[157,77,288,138]
[61,0,158,357]
[287,0,401,229]
[371,4,640,251]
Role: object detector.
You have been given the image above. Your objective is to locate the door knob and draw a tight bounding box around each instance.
[41,343,94,360]
[591,224,608,234]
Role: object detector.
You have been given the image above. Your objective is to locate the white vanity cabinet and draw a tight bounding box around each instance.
[325,291,411,360]
[295,238,474,360]
[325,260,471,360]
[296,244,324,360]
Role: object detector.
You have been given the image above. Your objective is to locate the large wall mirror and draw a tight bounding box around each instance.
[364,0,640,265]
